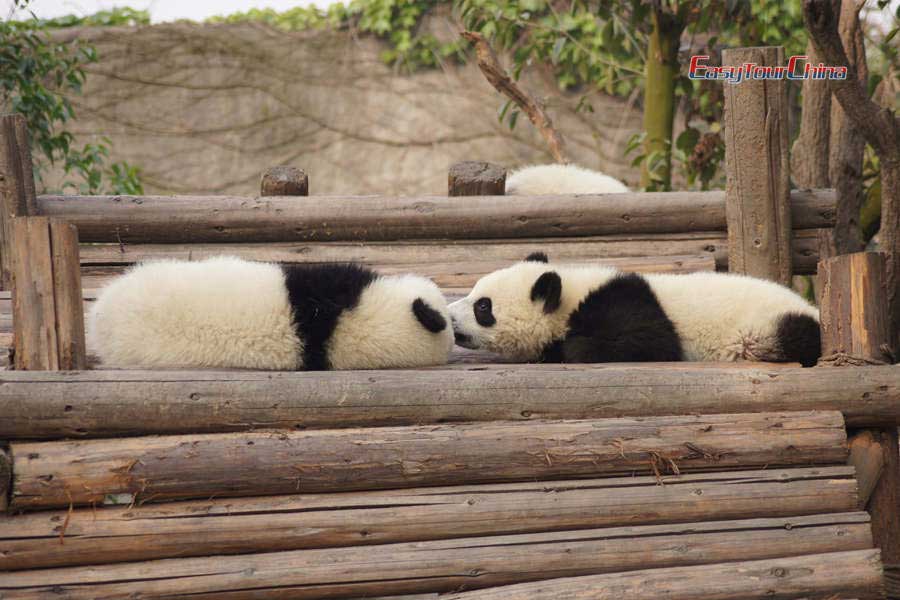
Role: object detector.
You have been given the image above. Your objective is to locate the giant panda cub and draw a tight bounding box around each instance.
[448,253,821,367]
[88,257,453,370]
[506,164,630,195]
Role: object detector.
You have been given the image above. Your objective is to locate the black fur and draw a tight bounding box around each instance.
[540,273,683,363]
[774,313,821,367]
[282,263,377,370]
[413,298,447,333]
[531,271,562,314]
[525,252,549,263]
[474,297,496,327]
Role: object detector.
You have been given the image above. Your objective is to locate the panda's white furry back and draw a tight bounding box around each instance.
[88,257,453,370]
[506,164,629,195]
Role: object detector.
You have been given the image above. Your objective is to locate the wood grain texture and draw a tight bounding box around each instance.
[0,448,9,512]
[0,513,874,600]
[0,466,858,570]
[11,217,58,370]
[73,228,828,275]
[448,161,506,196]
[440,549,885,600]
[849,431,884,508]
[723,47,793,286]
[0,114,36,289]
[49,220,86,370]
[260,166,308,197]
[8,411,847,510]
[0,365,893,440]
[35,189,835,244]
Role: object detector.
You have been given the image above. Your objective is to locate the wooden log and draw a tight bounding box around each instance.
[723,47,793,286]
[0,114,36,289]
[0,466,858,570]
[448,161,506,196]
[7,411,847,510]
[260,166,308,197]
[11,218,86,370]
[0,513,874,600]
[440,549,886,600]
[0,365,894,440]
[0,448,9,512]
[35,189,835,244]
[818,252,900,564]
[74,228,828,275]
[850,431,885,508]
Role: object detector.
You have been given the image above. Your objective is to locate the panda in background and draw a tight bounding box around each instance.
[506,164,630,195]
[448,253,821,367]
[88,257,453,370]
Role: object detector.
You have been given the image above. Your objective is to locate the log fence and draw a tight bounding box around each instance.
[0,44,897,600]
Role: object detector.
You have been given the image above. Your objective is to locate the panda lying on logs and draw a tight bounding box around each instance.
[448,253,821,367]
[88,257,453,370]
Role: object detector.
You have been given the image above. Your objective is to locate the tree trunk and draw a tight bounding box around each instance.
[829,0,868,254]
[791,41,832,188]
[641,8,683,191]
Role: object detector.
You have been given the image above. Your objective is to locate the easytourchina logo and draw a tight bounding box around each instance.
[689,55,848,84]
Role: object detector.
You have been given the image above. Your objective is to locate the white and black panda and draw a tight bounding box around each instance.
[88,257,453,370]
[506,164,630,195]
[448,253,821,367]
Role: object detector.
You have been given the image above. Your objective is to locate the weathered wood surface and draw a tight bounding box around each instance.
[448,161,506,196]
[819,252,900,564]
[0,466,858,570]
[8,411,847,510]
[11,218,87,370]
[723,47,793,286]
[850,431,885,509]
[35,189,835,244]
[73,228,828,274]
[0,113,36,289]
[441,549,885,600]
[818,252,894,363]
[0,365,894,440]
[0,448,9,512]
[0,513,874,600]
[260,166,308,196]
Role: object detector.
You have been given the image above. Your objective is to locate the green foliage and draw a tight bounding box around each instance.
[209,1,464,70]
[37,7,150,28]
[2,5,143,194]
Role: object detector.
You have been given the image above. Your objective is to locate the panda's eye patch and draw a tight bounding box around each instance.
[473,297,496,327]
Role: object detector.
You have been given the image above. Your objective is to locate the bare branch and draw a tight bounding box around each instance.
[461,30,568,164]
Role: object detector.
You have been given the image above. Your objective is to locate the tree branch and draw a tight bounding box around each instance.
[461,30,568,164]
[803,0,900,160]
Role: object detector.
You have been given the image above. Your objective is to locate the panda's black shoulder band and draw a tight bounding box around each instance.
[413,298,447,333]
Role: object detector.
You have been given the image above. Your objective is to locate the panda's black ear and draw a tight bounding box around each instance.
[531,271,561,314]
[525,252,549,263]
[412,298,447,333]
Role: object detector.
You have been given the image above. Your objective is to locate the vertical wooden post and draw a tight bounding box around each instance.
[12,217,86,371]
[0,448,9,512]
[0,114,37,289]
[260,166,308,197]
[722,47,793,286]
[448,161,506,196]
[818,252,899,564]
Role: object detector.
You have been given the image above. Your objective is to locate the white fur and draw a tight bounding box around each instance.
[328,274,454,370]
[88,257,301,370]
[448,261,818,363]
[505,164,629,195]
[88,258,454,370]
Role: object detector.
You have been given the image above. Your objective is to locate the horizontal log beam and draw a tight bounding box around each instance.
[0,513,873,599]
[8,411,847,510]
[0,466,858,570]
[0,365,894,440]
[442,550,885,600]
[36,189,836,244]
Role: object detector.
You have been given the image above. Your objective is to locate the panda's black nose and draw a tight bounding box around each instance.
[454,332,471,345]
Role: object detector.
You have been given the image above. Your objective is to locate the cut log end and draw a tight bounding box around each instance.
[448,161,506,196]
[260,166,308,197]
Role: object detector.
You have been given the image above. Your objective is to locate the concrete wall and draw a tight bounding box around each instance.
[50,20,642,196]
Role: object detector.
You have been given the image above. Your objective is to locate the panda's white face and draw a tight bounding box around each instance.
[448,259,567,361]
